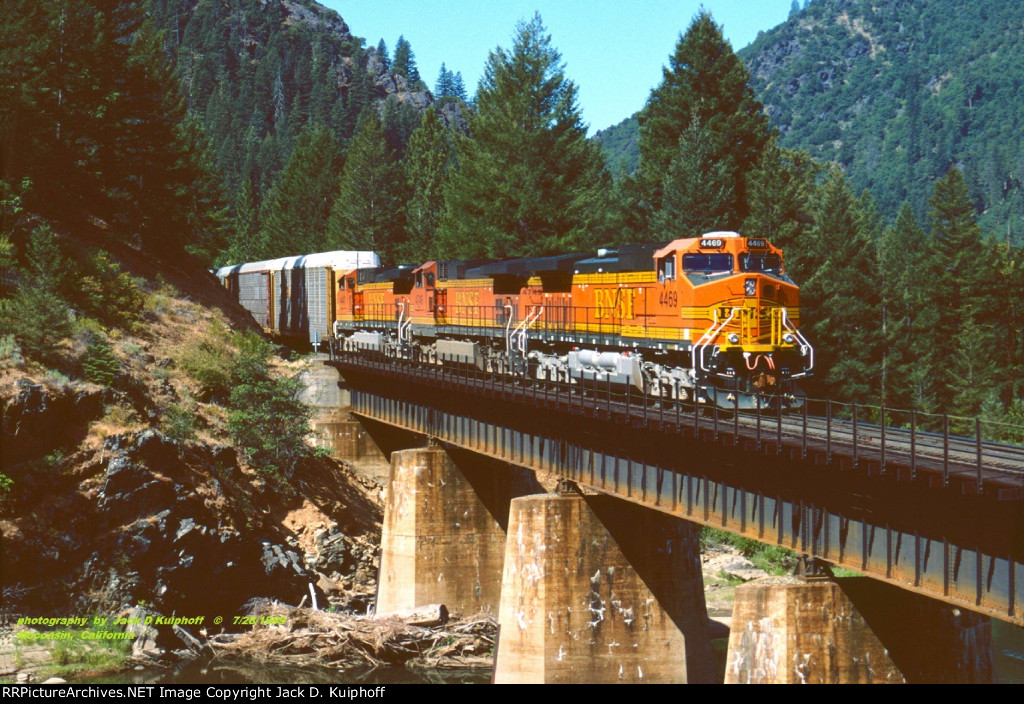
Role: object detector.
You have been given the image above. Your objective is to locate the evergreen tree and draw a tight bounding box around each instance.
[435,63,454,97]
[0,1,226,259]
[651,116,734,238]
[255,125,342,259]
[326,113,408,264]
[0,225,71,368]
[742,142,818,281]
[925,167,1000,415]
[877,203,931,410]
[226,176,260,264]
[392,35,420,84]
[801,169,881,403]
[335,44,374,142]
[403,106,454,261]
[635,11,770,235]
[438,14,611,258]
[376,38,390,70]
[452,72,468,102]
[380,95,421,159]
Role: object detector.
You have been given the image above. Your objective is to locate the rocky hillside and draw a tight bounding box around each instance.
[0,236,382,629]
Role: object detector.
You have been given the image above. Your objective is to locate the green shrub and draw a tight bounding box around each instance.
[178,321,234,402]
[79,252,144,331]
[0,333,23,367]
[179,325,313,477]
[0,472,13,506]
[701,526,796,576]
[162,400,199,442]
[81,335,119,386]
[228,374,311,479]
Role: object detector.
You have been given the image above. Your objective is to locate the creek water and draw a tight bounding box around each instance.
[79,661,491,685]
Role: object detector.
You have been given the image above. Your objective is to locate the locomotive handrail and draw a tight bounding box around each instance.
[692,306,739,375]
[396,301,412,347]
[781,308,814,378]
[512,306,545,359]
[503,303,516,359]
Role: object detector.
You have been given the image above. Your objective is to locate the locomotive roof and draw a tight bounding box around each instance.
[467,252,586,279]
[215,250,380,277]
[574,242,665,274]
[653,231,742,259]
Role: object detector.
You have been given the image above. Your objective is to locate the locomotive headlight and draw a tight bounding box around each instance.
[744,278,756,297]
[783,333,795,344]
[728,333,740,344]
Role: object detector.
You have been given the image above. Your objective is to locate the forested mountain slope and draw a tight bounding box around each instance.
[742,0,1024,241]
[147,0,434,202]
[598,0,1024,242]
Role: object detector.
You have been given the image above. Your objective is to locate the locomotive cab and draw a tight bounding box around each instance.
[660,232,812,409]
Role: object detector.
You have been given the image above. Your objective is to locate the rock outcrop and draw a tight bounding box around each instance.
[1,381,381,622]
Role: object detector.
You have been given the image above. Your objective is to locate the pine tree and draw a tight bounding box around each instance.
[403,106,454,261]
[227,176,260,264]
[392,35,420,85]
[435,63,454,97]
[381,95,421,159]
[376,39,390,70]
[326,113,408,264]
[452,72,468,102]
[256,125,342,259]
[1,2,226,260]
[1,225,71,368]
[438,14,611,258]
[652,116,734,238]
[925,167,1000,415]
[635,11,770,235]
[801,169,881,403]
[742,142,818,281]
[877,203,930,410]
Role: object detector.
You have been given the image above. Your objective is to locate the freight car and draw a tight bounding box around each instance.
[215,250,379,346]
[329,232,813,410]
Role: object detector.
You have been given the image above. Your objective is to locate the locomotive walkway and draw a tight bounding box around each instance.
[325,351,1019,682]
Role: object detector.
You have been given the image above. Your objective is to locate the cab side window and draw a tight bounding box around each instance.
[658,256,676,282]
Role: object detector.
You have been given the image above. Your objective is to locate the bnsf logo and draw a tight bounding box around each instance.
[594,288,637,320]
[453,290,481,309]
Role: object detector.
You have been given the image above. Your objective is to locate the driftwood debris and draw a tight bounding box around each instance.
[371,604,449,628]
[207,601,495,671]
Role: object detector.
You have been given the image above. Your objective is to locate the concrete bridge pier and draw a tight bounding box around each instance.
[493,493,715,684]
[375,444,544,617]
[310,412,391,484]
[726,576,993,683]
[301,362,391,483]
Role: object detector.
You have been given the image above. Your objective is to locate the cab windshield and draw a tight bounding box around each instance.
[683,253,733,273]
[740,253,782,274]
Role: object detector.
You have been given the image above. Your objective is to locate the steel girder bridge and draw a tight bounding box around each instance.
[330,351,1024,626]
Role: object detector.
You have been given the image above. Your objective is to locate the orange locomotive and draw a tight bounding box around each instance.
[332,231,813,409]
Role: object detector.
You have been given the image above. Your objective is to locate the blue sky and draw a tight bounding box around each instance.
[320,1,796,134]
